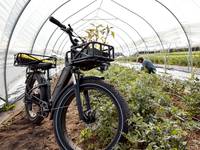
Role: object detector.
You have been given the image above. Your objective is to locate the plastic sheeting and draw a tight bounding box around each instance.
[0,0,200,102]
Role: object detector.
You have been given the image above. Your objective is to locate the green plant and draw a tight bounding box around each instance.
[1,103,15,112]
[182,81,200,117]
[83,23,115,44]
[83,65,197,149]
[117,51,200,68]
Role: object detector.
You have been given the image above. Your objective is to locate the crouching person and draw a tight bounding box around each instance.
[138,57,156,74]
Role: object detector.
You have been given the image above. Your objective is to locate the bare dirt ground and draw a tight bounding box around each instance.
[187,130,200,150]
[0,75,60,150]
[0,101,84,150]
[0,110,58,150]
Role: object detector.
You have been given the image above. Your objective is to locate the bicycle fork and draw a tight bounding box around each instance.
[72,73,95,123]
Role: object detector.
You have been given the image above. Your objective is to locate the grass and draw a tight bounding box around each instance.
[0,103,15,112]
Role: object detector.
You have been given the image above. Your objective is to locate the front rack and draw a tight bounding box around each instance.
[67,42,115,70]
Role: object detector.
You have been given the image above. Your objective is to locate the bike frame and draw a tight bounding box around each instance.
[28,57,97,121]
[26,17,105,122]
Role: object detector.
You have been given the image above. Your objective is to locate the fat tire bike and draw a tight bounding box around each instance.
[14,16,129,150]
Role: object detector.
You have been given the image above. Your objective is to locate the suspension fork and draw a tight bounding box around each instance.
[72,72,85,121]
[83,90,91,111]
[72,71,92,122]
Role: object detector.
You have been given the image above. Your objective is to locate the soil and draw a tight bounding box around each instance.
[0,110,58,150]
[0,74,84,150]
[0,75,60,150]
[0,100,84,150]
[187,130,200,150]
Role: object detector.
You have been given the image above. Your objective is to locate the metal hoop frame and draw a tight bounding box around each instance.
[2,0,194,101]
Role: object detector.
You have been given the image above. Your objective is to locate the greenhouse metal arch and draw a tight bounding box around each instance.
[0,0,199,103]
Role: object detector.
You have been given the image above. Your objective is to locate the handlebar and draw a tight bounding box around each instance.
[49,16,66,29]
[49,16,77,46]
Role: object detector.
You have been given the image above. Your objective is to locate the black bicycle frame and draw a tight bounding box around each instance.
[49,63,88,121]
[40,17,101,121]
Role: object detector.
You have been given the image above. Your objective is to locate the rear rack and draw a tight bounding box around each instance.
[14,53,57,69]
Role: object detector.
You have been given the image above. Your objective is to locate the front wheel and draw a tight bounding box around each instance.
[53,79,129,150]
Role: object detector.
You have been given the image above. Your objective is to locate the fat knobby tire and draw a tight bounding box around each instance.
[53,78,129,150]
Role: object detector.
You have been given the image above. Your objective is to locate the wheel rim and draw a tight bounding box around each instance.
[58,85,123,150]
[28,80,41,118]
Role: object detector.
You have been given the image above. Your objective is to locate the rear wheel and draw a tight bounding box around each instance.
[24,73,47,124]
[53,79,129,150]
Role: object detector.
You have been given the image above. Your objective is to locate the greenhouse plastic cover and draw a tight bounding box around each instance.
[0,0,200,103]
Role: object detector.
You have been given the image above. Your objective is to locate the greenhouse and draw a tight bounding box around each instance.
[0,0,200,149]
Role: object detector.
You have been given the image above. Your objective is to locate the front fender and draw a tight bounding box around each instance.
[80,76,104,81]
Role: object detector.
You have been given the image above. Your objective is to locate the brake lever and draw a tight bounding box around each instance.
[68,24,73,32]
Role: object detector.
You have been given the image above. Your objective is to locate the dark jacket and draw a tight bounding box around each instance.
[141,60,156,74]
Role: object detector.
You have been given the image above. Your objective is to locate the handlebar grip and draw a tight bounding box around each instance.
[49,16,66,29]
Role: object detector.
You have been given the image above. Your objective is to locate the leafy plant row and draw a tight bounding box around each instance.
[117,51,200,68]
[85,65,200,149]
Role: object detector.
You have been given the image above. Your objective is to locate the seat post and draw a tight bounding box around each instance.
[46,69,51,81]
[46,69,52,100]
